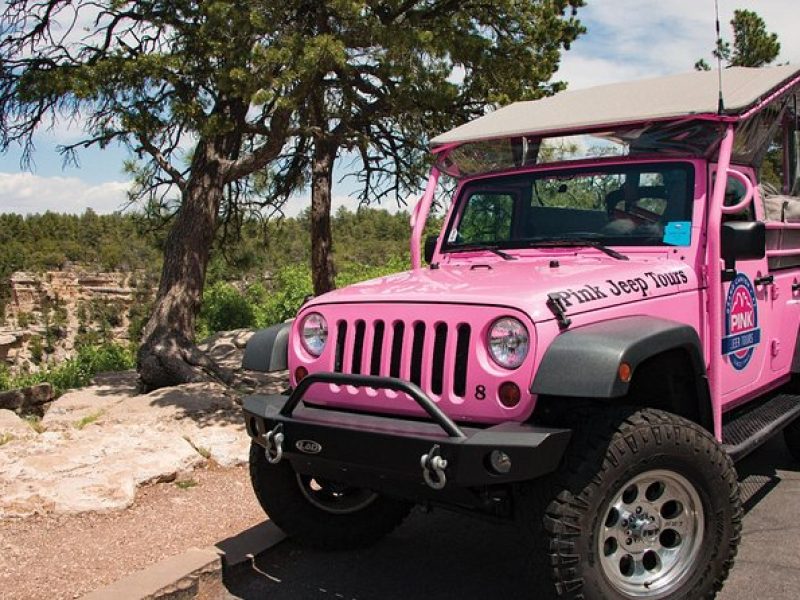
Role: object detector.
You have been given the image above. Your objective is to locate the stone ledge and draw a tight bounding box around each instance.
[78,521,286,600]
[80,547,223,600]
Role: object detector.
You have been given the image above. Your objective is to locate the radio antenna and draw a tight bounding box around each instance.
[715,0,725,114]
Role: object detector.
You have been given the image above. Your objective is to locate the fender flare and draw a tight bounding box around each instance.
[531,316,708,400]
[242,321,293,373]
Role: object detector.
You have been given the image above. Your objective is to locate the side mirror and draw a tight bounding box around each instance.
[424,235,438,264]
[721,221,765,278]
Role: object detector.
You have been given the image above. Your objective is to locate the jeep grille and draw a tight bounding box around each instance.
[333,319,471,398]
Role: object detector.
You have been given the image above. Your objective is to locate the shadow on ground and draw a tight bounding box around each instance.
[224,436,800,600]
[736,434,799,513]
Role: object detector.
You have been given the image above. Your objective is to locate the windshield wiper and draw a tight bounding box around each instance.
[524,237,629,261]
[447,243,517,261]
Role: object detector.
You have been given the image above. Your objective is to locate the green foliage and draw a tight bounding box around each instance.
[695,9,780,70]
[90,299,124,330]
[456,194,516,244]
[228,255,411,330]
[0,343,135,397]
[336,256,410,288]
[0,211,162,282]
[0,364,10,390]
[29,335,45,364]
[196,282,257,340]
[256,264,314,326]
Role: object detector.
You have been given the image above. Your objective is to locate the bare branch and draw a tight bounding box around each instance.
[224,108,291,182]
[136,135,187,190]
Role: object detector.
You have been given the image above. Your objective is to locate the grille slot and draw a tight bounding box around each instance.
[370,321,385,376]
[431,323,447,395]
[334,321,347,373]
[351,320,366,375]
[453,324,471,397]
[390,322,405,378]
[410,322,426,386]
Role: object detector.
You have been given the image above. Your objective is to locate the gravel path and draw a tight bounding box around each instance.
[1,464,264,599]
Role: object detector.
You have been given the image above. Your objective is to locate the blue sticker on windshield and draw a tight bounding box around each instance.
[663,221,691,246]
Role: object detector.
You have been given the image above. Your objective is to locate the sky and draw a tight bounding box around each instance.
[0,0,798,216]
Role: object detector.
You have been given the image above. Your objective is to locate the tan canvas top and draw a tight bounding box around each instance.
[431,65,800,148]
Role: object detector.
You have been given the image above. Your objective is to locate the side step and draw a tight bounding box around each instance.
[722,393,800,461]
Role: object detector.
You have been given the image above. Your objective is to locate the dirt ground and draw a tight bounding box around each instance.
[0,464,264,600]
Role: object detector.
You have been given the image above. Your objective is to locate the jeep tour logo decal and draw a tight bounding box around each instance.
[722,273,761,370]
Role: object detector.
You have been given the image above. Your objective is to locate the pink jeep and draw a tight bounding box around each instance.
[243,65,800,599]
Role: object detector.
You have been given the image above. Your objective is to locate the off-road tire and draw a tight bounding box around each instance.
[783,416,800,463]
[249,442,413,550]
[518,408,742,600]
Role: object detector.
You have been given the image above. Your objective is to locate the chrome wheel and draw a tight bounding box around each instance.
[296,474,379,515]
[597,469,704,597]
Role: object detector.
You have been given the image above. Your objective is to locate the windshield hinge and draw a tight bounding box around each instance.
[546,293,572,330]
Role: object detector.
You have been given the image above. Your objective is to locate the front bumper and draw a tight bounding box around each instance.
[243,372,571,492]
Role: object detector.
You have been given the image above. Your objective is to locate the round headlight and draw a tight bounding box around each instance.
[301,313,328,356]
[487,318,529,369]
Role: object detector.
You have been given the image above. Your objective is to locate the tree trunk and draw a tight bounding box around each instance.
[136,142,233,391]
[310,139,337,295]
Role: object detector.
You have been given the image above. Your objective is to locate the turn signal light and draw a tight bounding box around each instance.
[618,362,632,383]
[295,366,309,383]
[498,382,521,408]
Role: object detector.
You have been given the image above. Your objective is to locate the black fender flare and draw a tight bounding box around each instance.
[531,316,708,400]
[242,321,293,372]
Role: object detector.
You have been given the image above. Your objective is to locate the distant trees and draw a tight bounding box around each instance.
[695,9,781,71]
[0,211,160,276]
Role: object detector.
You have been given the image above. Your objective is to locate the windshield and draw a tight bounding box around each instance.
[443,162,695,251]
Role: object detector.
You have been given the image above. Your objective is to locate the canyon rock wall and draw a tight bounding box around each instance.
[0,270,152,373]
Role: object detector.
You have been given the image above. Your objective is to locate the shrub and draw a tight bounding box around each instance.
[336,255,409,288]
[255,264,313,326]
[250,257,409,328]
[196,281,256,340]
[0,342,135,396]
[90,299,124,329]
[29,335,44,364]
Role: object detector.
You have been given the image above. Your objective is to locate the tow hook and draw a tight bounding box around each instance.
[264,423,285,464]
[421,444,448,490]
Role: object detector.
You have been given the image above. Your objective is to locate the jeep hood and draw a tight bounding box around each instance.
[308,256,697,323]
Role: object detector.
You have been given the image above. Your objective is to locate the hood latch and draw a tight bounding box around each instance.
[546,293,572,330]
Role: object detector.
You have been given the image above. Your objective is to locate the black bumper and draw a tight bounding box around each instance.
[243,373,571,491]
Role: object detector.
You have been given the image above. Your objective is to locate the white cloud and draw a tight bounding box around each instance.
[0,172,131,214]
[0,171,417,217]
[559,0,799,90]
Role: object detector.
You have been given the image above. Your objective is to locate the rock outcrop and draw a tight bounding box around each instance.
[0,383,54,415]
[1,269,149,374]
[0,331,289,518]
